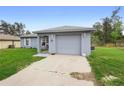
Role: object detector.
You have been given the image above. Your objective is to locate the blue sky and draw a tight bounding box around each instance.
[0,6,123,31]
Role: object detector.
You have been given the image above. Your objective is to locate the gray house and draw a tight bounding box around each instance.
[33,26,95,56]
[21,26,95,56]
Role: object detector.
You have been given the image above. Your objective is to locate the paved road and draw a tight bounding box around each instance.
[0,55,94,86]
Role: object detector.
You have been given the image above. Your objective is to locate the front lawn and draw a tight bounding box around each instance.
[88,47,124,85]
[0,48,44,80]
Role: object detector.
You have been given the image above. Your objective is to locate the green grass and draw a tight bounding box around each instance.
[88,47,124,86]
[0,48,44,80]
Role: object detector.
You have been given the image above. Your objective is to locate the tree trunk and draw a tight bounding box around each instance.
[115,41,117,47]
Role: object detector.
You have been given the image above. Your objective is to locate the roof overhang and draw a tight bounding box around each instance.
[33,26,96,34]
[20,34,37,38]
[0,34,20,41]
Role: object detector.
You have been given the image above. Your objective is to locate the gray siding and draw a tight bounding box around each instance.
[31,38,37,48]
[48,32,91,56]
[37,31,92,56]
[21,37,37,48]
[48,34,56,53]
[81,32,91,56]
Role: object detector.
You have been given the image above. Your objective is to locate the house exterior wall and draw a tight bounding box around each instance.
[45,32,91,56]
[37,35,41,53]
[21,37,37,48]
[31,38,38,48]
[0,40,20,49]
[20,38,24,47]
[48,34,56,53]
[14,41,20,48]
[81,32,91,56]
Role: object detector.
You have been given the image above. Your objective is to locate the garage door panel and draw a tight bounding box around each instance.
[56,35,81,55]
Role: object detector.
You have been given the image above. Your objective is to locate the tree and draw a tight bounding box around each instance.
[102,17,112,44]
[111,31,120,46]
[93,22,104,45]
[26,30,31,34]
[93,17,112,45]
[0,20,9,34]
[0,20,26,36]
[93,7,123,46]
[14,22,26,36]
[111,7,121,18]
[110,7,123,46]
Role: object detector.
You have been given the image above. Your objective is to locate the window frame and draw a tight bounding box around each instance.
[24,38,31,46]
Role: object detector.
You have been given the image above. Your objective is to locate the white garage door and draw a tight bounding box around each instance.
[56,35,81,55]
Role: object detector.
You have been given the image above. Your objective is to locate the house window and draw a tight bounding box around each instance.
[42,38,45,46]
[42,36,48,46]
[25,38,30,46]
[26,39,29,45]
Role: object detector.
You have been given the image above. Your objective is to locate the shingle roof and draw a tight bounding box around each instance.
[33,26,95,34]
[0,34,20,41]
[20,34,37,38]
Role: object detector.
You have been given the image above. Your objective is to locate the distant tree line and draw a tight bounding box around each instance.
[93,7,124,46]
[0,20,31,36]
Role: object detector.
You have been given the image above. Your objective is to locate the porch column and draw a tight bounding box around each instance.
[37,35,41,53]
[48,34,56,54]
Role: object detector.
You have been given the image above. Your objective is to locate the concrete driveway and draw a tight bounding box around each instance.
[0,55,94,86]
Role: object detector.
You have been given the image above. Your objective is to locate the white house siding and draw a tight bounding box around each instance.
[31,38,37,48]
[21,37,37,48]
[48,34,56,54]
[81,32,91,56]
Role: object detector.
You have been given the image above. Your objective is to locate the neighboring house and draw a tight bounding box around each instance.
[0,34,20,49]
[0,30,4,34]
[21,26,95,56]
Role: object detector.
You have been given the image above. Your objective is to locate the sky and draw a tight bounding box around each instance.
[0,6,123,32]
